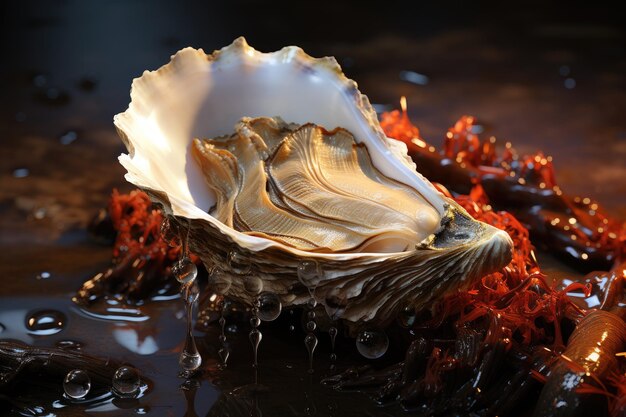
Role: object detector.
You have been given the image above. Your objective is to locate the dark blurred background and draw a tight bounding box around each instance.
[1,1,625,247]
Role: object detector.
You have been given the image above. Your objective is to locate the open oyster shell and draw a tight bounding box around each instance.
[114,37,512,326]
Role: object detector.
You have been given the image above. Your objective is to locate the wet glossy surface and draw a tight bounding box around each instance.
[1,2,624,416]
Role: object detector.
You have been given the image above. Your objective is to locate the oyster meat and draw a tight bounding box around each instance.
[193,116,440,253]
[114,37,513,326]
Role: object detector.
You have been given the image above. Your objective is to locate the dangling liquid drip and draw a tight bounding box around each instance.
[218,301,229,368]
[173,221,201,375]
[249,296,262,384]
[298,260,322,374]
[329,326,338,368]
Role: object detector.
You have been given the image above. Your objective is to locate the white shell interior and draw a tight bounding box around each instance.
[115,38,446,256]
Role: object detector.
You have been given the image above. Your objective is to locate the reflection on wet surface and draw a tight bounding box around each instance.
[1,1,624,415]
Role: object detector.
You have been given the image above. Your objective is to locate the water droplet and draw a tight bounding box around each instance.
[306,321,317,332]
[179,350,202,372]
[304,333,318,373]
[172,258,197,284]
[257,292,282,321]
[36,271,51,280]
[56,340,83,350]
[63,369,91,399]
[25,309,66,335]
[13,168,29,178]
[249,328,262,368]
[356,330,389,359]
[243,275,263,295]
[289,325,295,331]
[306,298,317,309]
[227,250,252,275]
[59,130,78,145]
[307,310,316,320]
[227,324,238,333]
[209,267,232,294]
[297,260,322,288]
[250,316,261,328]
[112,366,141,397]
[134,406,149,414]
[398,305,416,328]
[330,353,337,361]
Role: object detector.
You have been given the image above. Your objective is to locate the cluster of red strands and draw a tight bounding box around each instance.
[380,105,626,414]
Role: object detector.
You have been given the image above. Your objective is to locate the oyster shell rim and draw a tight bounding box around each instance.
[113,37,458,260]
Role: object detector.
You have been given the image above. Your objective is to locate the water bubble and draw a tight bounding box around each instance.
[208,267,232,294]
[243,275,263,295]
[297,260,322,288]
[257,292,282,321]
[398,305,416,328]
[356,330,389,359]
[63,369,91,399]
[36,271,51,280]
[113,366,141,397]
[172,258,197,284]
[227,250,252,275]
[25,309,66,335]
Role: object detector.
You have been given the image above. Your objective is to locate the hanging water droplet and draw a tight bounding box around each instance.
[304,333,318,373]
[172,257,197,284]
[112,366,141,397]
[243,275,263,295]
[289,325,295,331]
[257,292,282,321]
[356,330,389,359]
[25,309,66,335]
[250,316,261,328]
[329,326,338,366]
[63,369,91,399]
[398,304,416,328]
[180,349,202,372]
[227,250,252,275]
[209,266,233,294]
[307,310,316,320]
[306,321,317,332]
[249,328,262,367]
[297,260,322,288]
[306,298,317,309]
